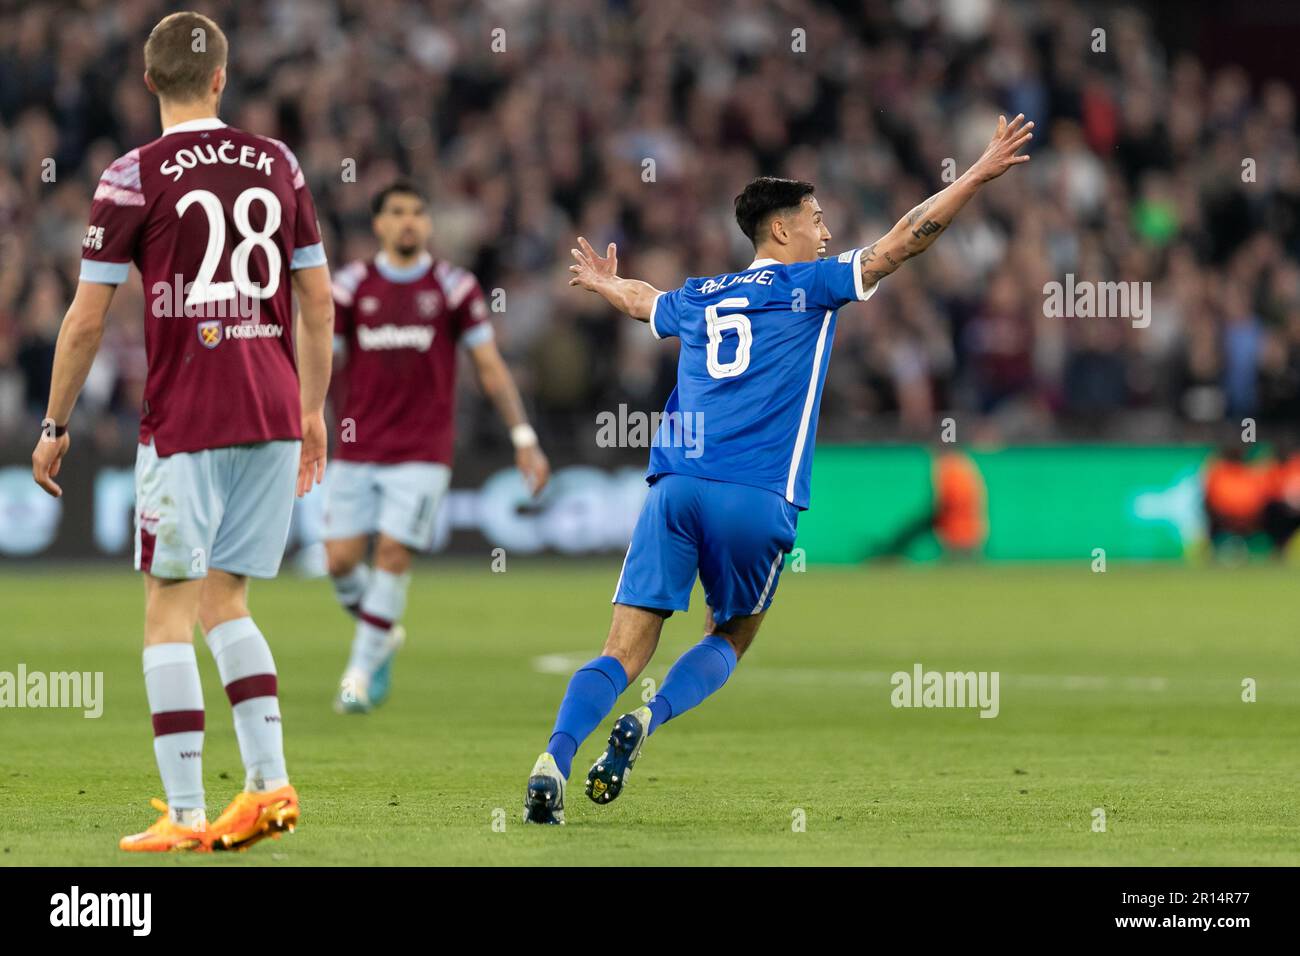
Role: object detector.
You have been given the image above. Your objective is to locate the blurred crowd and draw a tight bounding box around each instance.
[3,0,1300,462]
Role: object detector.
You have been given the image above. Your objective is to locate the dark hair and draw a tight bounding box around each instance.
[734,177,815,246]
[371,180,426,216]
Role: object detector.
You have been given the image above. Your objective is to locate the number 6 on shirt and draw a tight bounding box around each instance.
[705,297,752,379]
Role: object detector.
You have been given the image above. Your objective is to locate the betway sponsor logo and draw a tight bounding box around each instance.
[357,324,435,352]
[50,886,151,936]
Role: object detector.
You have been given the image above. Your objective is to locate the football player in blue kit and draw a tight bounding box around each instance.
[523,114,1035,824]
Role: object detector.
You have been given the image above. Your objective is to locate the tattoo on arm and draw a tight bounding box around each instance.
[904,190,946,234]
[859,242,888,288]
[858,191,955,288]
[902,192,950,252]
[860,173,981,286]
[905,197,936,226]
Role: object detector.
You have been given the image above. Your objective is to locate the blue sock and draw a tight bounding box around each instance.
[647,635,736,734]
[546,655,628,778]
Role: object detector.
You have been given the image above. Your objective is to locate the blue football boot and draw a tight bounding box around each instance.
[586,705,652,806]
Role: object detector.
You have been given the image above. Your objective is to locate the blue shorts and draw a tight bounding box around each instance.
[613,474,799,626]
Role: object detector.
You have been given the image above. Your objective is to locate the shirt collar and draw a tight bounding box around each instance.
[746,258,780,270]
[162,117,227,137]
[375,251,433,284]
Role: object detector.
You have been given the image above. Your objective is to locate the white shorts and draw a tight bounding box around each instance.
[323,460,451,550]
[134,439,300,580]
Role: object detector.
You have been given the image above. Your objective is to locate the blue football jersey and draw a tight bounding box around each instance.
[646,249,879,509]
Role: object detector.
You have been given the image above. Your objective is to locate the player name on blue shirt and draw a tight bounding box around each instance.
[646,248,878,509]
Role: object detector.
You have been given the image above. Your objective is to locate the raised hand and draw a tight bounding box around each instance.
[968,113,1034,184]
[568,236,619,291]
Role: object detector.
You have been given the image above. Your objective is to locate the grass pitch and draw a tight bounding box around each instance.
[1,561,1297,866]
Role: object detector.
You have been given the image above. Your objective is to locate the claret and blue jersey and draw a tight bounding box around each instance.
[615,248,880,624]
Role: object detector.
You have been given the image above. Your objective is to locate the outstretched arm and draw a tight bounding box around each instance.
[568,237,663,322]
[858,113,1034,290]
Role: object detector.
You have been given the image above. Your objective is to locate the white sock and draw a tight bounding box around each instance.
[346,569,410,676]
[331,563,370,614]
[143,643,205,816]
[205,617,288,793]
[173,807,207,827]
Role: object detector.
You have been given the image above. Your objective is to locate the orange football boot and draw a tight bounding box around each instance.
[119,798,212,852]
[209,784,300,851]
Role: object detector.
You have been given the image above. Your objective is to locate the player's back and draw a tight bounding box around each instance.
[646,249,876,508]
[81,118,326,457]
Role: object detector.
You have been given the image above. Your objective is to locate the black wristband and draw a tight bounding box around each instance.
[41,418,68,438]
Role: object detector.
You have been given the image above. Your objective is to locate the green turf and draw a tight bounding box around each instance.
[1,561,1297,866]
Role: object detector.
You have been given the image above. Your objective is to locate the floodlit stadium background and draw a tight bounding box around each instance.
[2,0,1300,566]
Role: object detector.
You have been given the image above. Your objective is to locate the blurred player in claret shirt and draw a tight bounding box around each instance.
[524,116,1033,825]
[30,12,333,852]
[325,181,549,714]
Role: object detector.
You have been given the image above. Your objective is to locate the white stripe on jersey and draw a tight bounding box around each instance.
[331,260,368,306]
[785,309,833,503]
[262,136,306,190]
[435,261,477,308]
[93,149,143,206]
[849,246,883,302]
[100,150,142,190]
[649,292,664,339]
[611,542,634,604]
[851,246,868,300]
[92,182,145,207]
[751,550,784,614]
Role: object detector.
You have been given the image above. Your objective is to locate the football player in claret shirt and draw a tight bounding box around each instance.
[30,12,334,851]
[523,115,1035,824]
[325,181,549,713]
